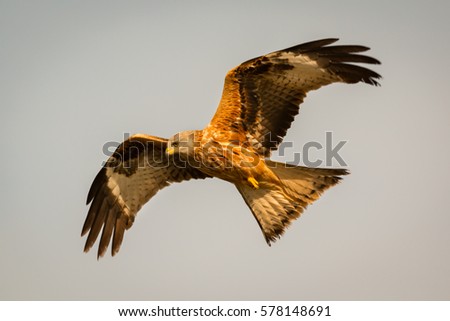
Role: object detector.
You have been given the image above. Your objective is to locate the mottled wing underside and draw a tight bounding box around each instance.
[207,38,381,156]
[82,134,210,258]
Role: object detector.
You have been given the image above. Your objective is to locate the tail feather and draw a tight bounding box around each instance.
[266,160,348,203]
[236,161,348,245]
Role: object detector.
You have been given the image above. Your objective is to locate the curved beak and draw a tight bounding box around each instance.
[166,147,175,155]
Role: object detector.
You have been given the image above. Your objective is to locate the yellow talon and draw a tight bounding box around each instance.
[247,177,259,189]
[166,147,175,155]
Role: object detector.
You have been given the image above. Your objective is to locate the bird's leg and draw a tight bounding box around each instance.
[247,177,259,189]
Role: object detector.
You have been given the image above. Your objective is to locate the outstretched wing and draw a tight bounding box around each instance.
[206,38,381,156]
[82,134,210,258]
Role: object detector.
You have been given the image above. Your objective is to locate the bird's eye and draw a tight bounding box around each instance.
[172,141,179,147]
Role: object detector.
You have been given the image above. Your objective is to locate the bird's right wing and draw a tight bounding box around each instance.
[82,134,210,258]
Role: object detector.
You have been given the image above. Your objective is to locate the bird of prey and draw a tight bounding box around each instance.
[82,38,381,258]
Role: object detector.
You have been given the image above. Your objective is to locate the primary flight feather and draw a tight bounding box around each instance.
[82,38,381,258]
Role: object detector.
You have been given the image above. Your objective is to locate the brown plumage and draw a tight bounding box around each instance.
[82,38,381,258]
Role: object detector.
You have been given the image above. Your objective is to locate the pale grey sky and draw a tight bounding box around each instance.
[1,0,449,300]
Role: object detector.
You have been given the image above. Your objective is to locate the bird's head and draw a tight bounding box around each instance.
[166,130,201,160]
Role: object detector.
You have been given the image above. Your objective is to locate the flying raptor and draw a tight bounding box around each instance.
[82,38,381,258]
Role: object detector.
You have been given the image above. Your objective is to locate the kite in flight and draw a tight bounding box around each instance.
[82,38,381,258]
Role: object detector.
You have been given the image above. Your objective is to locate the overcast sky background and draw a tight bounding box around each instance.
[1,1,449,300]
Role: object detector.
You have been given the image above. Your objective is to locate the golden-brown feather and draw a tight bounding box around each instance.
[207,38,380,156]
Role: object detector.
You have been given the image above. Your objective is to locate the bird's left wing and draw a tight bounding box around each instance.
[82,134,210,258]
[206,38,381,156]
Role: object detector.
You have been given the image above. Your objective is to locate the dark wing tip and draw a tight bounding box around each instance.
[271,38,382,87]
[313,41,381,86]
[97,206,117,259]
[111,216,128,257]
[82,167,123,258]
[338,168,350,176]
[86,167,107,205]
[287,38,339,53]
[310,42,381,86]
[83,175,136,258]
[323,52,381,65]
[329,63,382,86]
[81,189,103,237]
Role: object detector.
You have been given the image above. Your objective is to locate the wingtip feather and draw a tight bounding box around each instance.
[284,38,339,54]
[86,167,107,205]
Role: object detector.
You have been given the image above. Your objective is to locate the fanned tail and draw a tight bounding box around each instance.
[236,160,348,244]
